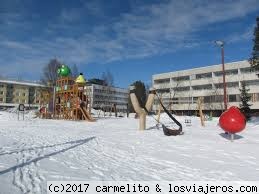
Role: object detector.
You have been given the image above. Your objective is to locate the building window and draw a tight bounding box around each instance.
[196,73,212,79]
[172,76,190,82]
[214,69,238,77]
[154,78,170,84]
[0,91,4,95]
[157,88,170,93]
[240,67,253,74]
[7,84,13,89]
[227,82,239,88]
[0,97,3,102]
[192,84,212,90]
[214,95,224,102]
[225,69,238,75]
[174,86,190,92]
[252,93,259,102]
[244,80,259,86]
[172,98,178,104]
[256,94,259,102]
[229,95,237,102]
[214,83,223,89]
[203,96,212,103]
[193,97,198,102]
[214,71,223,77]
[178,97,192,103]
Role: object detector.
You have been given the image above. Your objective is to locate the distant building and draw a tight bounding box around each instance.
[0,79,47,108]
[0,77,129,112]
[88,78,107,86]
[85,81,129,112]
[152,60,259,115]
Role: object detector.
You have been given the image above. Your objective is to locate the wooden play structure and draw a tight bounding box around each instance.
[54,73,95,121]
[39,64,95,122]
[39,89,52,119]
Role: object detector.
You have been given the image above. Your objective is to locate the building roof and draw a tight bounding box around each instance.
[153,60,251,79]
[85,83,129,92]
[0,79,46,87]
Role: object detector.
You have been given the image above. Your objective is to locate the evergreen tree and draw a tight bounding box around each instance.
[239,82,252,120]
[250,17,259,74]
[128,81,147,112]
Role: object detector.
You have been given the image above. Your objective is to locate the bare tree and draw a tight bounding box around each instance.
[153,74,186,114]
[41,58,62,86]
[71,64,79,78]
[101,70,114,86]
[207,77,224,112]
[167,75,185,112]
[17,73,23,81]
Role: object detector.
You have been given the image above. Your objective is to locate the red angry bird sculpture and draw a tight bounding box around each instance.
[219,106,246,134]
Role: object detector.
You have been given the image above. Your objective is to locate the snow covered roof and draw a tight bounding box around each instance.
[0,79,46,87]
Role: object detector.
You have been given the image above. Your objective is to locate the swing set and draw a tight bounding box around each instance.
[130,86,183,136]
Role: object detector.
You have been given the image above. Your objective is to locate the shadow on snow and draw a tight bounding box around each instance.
[0,137,96,175]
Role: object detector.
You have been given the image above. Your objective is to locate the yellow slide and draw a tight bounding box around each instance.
[79,107,95,122]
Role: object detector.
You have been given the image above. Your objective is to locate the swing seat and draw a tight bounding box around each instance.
[162,124,184,136]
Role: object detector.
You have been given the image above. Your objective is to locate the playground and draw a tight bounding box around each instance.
[0,73,258,193]
[37,64,248,140]
[0,109,259,194]
[1,65,258,193]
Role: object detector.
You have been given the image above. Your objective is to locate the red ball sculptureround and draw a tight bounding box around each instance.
[219,106,246,134]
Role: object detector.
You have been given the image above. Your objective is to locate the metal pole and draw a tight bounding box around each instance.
[53,86,56,118]
[221,46,227,110]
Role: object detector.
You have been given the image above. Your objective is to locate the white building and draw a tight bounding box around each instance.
[84,84,129,112]
[152,60,259,115]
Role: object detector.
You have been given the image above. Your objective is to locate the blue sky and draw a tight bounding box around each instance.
[0,0,258,88]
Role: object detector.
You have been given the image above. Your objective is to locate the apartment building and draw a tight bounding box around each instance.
[152,60,259,115]
[84,83,129,112]
[0,79,46,108]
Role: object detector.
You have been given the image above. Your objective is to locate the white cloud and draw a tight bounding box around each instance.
[82,0,104,16]
[1,40,31,50]
[59,8,82,23]
[1,0,258,78]
[228,24,255,43]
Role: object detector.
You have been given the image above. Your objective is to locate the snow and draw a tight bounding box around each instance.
[0,79,44,87]
[0,110,259,194]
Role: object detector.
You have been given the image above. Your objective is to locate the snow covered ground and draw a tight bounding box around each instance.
[0,110,259,194]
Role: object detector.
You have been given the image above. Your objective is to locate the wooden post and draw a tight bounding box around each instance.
[156,95,162,123]
[126,103,129,118]
[198,97,205,127]
[114,104,117,117]
[129,86,155,130]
